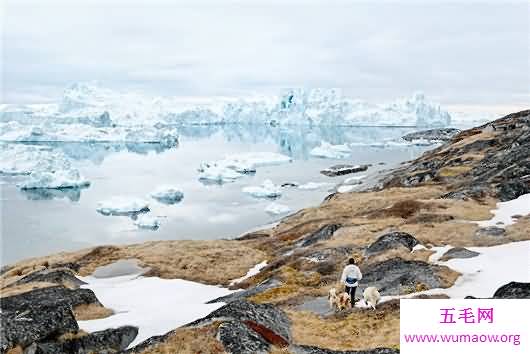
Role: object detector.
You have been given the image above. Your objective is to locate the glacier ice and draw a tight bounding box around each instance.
[265,202,291,215]
[242,179,282,199]
[18,169,90,190]
[134,214,161,230]
[309,141,351,159]
[96,197,150,216]
[150,185,184,204]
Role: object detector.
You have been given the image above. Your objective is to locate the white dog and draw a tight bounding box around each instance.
[328,287,352,311]
[363,287,381,310]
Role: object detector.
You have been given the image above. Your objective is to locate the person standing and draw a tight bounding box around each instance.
[340,258,362,307]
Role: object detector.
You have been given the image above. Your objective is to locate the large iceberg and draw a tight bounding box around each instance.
[1,83,452,129]
[309,141,351,159]
[18,169,90,190]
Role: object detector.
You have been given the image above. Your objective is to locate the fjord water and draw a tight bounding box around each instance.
[1,125,430,265]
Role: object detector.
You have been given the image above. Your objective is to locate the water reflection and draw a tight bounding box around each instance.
[21,187,85,202]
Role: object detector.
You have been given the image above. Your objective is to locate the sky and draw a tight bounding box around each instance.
[2,0,529,106]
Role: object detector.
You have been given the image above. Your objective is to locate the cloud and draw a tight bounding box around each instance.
[3,0,529,105]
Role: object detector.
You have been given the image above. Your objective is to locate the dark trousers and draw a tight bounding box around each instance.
[345,285,357,306]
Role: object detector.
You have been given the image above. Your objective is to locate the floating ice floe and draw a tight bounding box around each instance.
[474,193,530,228]
[134,214,160,230]
[297,182,331,190]
[265,202,291,215]
[242,179,282,199]
[229,260,268,286]
[150,185,184,204]
[309,141,351,159]
[343,175,366,185]
[198,152,291,183]
[18,169,90,190]
[96,197,150,216]
[78,273,233,347]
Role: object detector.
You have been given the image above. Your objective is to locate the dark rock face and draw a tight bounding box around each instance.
[297,224,342,248]
[292,346,400,354]
[493,282,530,299]
[361,258,449,295]
[218,320,270,354]
[321,164,370,177]
[208,277,283,304]
[10,268,86,288]
[187,300,291,353]
[0,286,99,313]
[0,304,79,351]
[439,247,480,261]
[26,326,138,354]
[365,232,420,255]
[475,226,506,237]
[402,128,461,142]
[378,110,530,201]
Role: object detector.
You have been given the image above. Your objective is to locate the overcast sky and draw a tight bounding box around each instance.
[2,0,529,106]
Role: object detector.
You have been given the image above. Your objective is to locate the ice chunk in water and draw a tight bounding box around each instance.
[265,202,291,215]
[134,214,160,230]
[243,179,282,199]
[150,185,184,204]
[96,197,150,216]
[309,141,351,159]
[18,169,90,190]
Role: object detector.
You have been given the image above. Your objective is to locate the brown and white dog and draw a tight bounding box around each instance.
[328,288,352,311]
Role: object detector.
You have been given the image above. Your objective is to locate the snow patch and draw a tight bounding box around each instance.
[78,273,233,347]
[474,193,530,228]
[229,261,268,286]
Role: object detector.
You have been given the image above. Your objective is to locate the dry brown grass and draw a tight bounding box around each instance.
[73,303,114,321]
[287,301,400,351]
[0,282,57,298]
[139,324,226,354]
[437,166,472,177]
[6,346,23,354]
[2,240,266,286]
[57,330,89,341]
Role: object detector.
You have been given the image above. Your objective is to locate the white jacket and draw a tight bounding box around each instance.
[340,264,362,287]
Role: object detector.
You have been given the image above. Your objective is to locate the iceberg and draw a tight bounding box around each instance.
[198,163,246,183]
[265,202,291,215]
[309,141,351,159]
[96,197,150,216]
[150,185,184,204]
[18,169,90,190]
[242,179,282,199]
[298,182,331,190]
[134,214,160,230]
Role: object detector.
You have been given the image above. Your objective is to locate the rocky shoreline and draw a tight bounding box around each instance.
[1,110,530,353]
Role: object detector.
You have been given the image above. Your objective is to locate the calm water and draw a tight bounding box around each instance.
[1,125,430,265]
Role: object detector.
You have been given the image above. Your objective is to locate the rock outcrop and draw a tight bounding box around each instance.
[402,128,460,142]
[493,282,530,299]
[439,247,480,261]
[321,164,370,177]
[293,346,400,354]
[365,232,420,255]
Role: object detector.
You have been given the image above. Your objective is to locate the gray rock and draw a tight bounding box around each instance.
[321,164,370,177]
[92,259,149,279]
[0,286,100,313]
[25,326,138,354]
[365,232,420,255]
[297,224,342,248]
[292,346,399,354]
[218,320,270,354]
[402,128,460,142]
[439,247,480,261]
[10,268,86,289]
[0,304,78,351]
[493,282,530,299]
[361,258,449,295]
[207,277,283,304]
[475,226,506,237]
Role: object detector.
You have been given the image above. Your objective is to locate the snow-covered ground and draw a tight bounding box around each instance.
[475,193,530,228]
[229,260,268,286]
[78,273,233,347]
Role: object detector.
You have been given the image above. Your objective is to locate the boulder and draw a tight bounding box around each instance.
[25,326,138,354]
[475,226,506,237]
[296,224,342,248]
[493,282,530,299]
[292,346,400,354]
[365,232,420,255]
[0,304,78,351]
[439,247,480,261]
[320,164,370,177]
[218,320,270,354]
[0,286,100,313]
[361,258,451,295]
[10,268,86,289]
